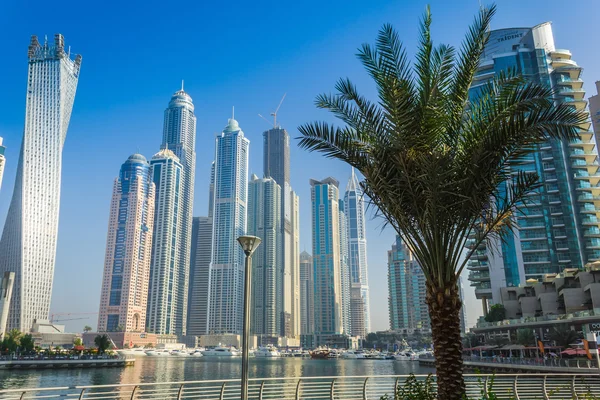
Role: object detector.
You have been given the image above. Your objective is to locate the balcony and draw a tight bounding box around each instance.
[468,271,490,282]
[552,49,572,57]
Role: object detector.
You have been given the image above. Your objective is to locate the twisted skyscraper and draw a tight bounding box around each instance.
[160,86,196,336]
[0,34,81,331]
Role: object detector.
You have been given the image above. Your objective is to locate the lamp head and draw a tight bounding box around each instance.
[237,235,261,255]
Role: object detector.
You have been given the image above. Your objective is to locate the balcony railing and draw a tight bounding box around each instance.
[3,374,600,400]
[476,308,600,328]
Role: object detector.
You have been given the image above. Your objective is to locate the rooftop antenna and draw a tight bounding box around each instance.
[232,106,235,120]
[181,80,184,91]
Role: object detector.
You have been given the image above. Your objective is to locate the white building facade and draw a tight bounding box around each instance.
[146,149,184,335]
[208,118,249,334]
[0,34,81,331]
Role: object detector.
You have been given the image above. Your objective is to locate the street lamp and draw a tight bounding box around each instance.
[237,235,261,400]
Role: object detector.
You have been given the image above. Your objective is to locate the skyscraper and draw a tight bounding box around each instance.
[161,86,196,336]
[299,251,313,335]
[310,177,343,339]
[338,199,351,335]
[98,154,155,333]
[263,127,300,338]
[187,163,215,336]
[187,217,212,336]
[466,23,600,310]
[248,175,281,338]
[0,137,5,192]
[0,34,81,331]
[388,236,430,332]
[146,149,183,335]
[590,82,600,143]
[208,117,249,334]
[344,169,370,334]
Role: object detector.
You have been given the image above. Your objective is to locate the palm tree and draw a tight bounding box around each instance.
[297,6,586,398]
[549,325,581,349]
[83,325,92,333]
[516,329,536,346]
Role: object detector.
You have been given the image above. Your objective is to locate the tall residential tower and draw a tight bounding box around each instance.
[161,86,196,336]
[0,137,5,192]
[590,82,600,144]
[466,23,600,310]
[0,35,81,331]
[208,117,249,334]
[299,251,313,335]
[98,155,155,333]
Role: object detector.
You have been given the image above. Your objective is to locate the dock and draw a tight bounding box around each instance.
[0,356,135,370]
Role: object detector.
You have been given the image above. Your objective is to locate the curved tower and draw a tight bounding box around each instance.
[161,86,196,336]
[98,154,155,333]
[0,34,81,332]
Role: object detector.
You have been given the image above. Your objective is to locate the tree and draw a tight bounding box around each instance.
[83,325,92,333]
[1,329,22,354]
[516,329,536,346]
[146,342,154,348]
[297,5,585,398]
[484,304,506,323]
[20,334,35,353]
[94,334,111,354]
[462,333,481,348]
[548,325,581,349]
[73,337,83,347]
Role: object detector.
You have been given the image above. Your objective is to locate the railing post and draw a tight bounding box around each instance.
[130,385,138,400]
[78,388,86,400]
[259,380,265,400]
[295,379,302,400]
[483,376,489,398]
[394,378,400,397]
[513,375,519,400]
[571,375,578,400]
[543,375,549,400]
[19,392,26,400]
[330,378,336,400]
[177,384,185,400]
[362,377,369,400]
[220,382,227,400]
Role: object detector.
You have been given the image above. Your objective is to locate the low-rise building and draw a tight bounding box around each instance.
[30,320,80,349]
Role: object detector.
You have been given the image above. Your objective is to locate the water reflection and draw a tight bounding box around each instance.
[0,357,435,390]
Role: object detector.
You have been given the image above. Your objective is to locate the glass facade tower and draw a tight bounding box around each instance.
[208,118,249,334]
[0,137,5,192]
[0,34,81,332]
[467,23,600,308]
[161,87,196,336]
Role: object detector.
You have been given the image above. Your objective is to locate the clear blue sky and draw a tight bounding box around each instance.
[0,0,599,333]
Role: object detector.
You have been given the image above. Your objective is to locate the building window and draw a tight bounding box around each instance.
[107,314,119,332]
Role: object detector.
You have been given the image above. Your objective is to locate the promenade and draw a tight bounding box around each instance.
[419,356,600,374]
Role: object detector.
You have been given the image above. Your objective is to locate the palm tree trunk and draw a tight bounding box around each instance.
[426,281,465,400]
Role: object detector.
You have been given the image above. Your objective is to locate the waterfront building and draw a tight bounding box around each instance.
[350,284,365,336]
[299,251,313,335]
[0,272,15,337]
[0,137,5,192]
[310,177,343,340]
[248,175,282,338]
[146,149,183,335]
[97,154,155,333]
[161,86,196,337]
[388,236,430,332]
[466,23,600,311]
[590,82,600,144]
[208,117,249,334]
[343,169,370,335]
[0,34,81,332]
[338,200,352,335]
[458,276,467,334]
[187,162,215,336]
[263,127,300,338]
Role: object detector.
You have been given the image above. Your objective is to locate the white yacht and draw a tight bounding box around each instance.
[394,352,411,361]
[190,349,204,357]
[145,349,171,356]
[202,346,241,357]
[171,350,189,357]
[132,348,147,356]
[253,346,280,358]
[342,350,366,359]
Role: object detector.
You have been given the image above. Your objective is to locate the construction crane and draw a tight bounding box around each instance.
[50,312,98,323]
[258,93,287,129]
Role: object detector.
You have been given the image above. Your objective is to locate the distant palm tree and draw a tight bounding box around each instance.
[297,5,585,398]
[516,329,536,346]
[83,325,92,333]
[94,334,111,354]
[549,325,581,349]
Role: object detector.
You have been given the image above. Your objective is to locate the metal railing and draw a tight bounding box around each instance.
[462,355,600,369]
[2,374,600,400]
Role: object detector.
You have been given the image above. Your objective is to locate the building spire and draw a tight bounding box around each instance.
[181,80,184,91]
[232,106,235,120]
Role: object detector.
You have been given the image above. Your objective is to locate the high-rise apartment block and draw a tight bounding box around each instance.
[98,155,155,333]
[466,23,600,310]
[146,149,183,335]
[161,86,196,337]
[343,169,370,335]
[590,82,600,144]
[299,251,313,335]
[338,200,352,335]
[208,118,249,334]
[310,177,343,339]
[0,34,81,331]
[263,127,300,339]
[248,175,281,338]
[187,216,213,336]
[0,137,5,192]
[388,236,430,332]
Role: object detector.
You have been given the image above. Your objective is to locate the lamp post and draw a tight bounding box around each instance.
[237,235,261,400]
